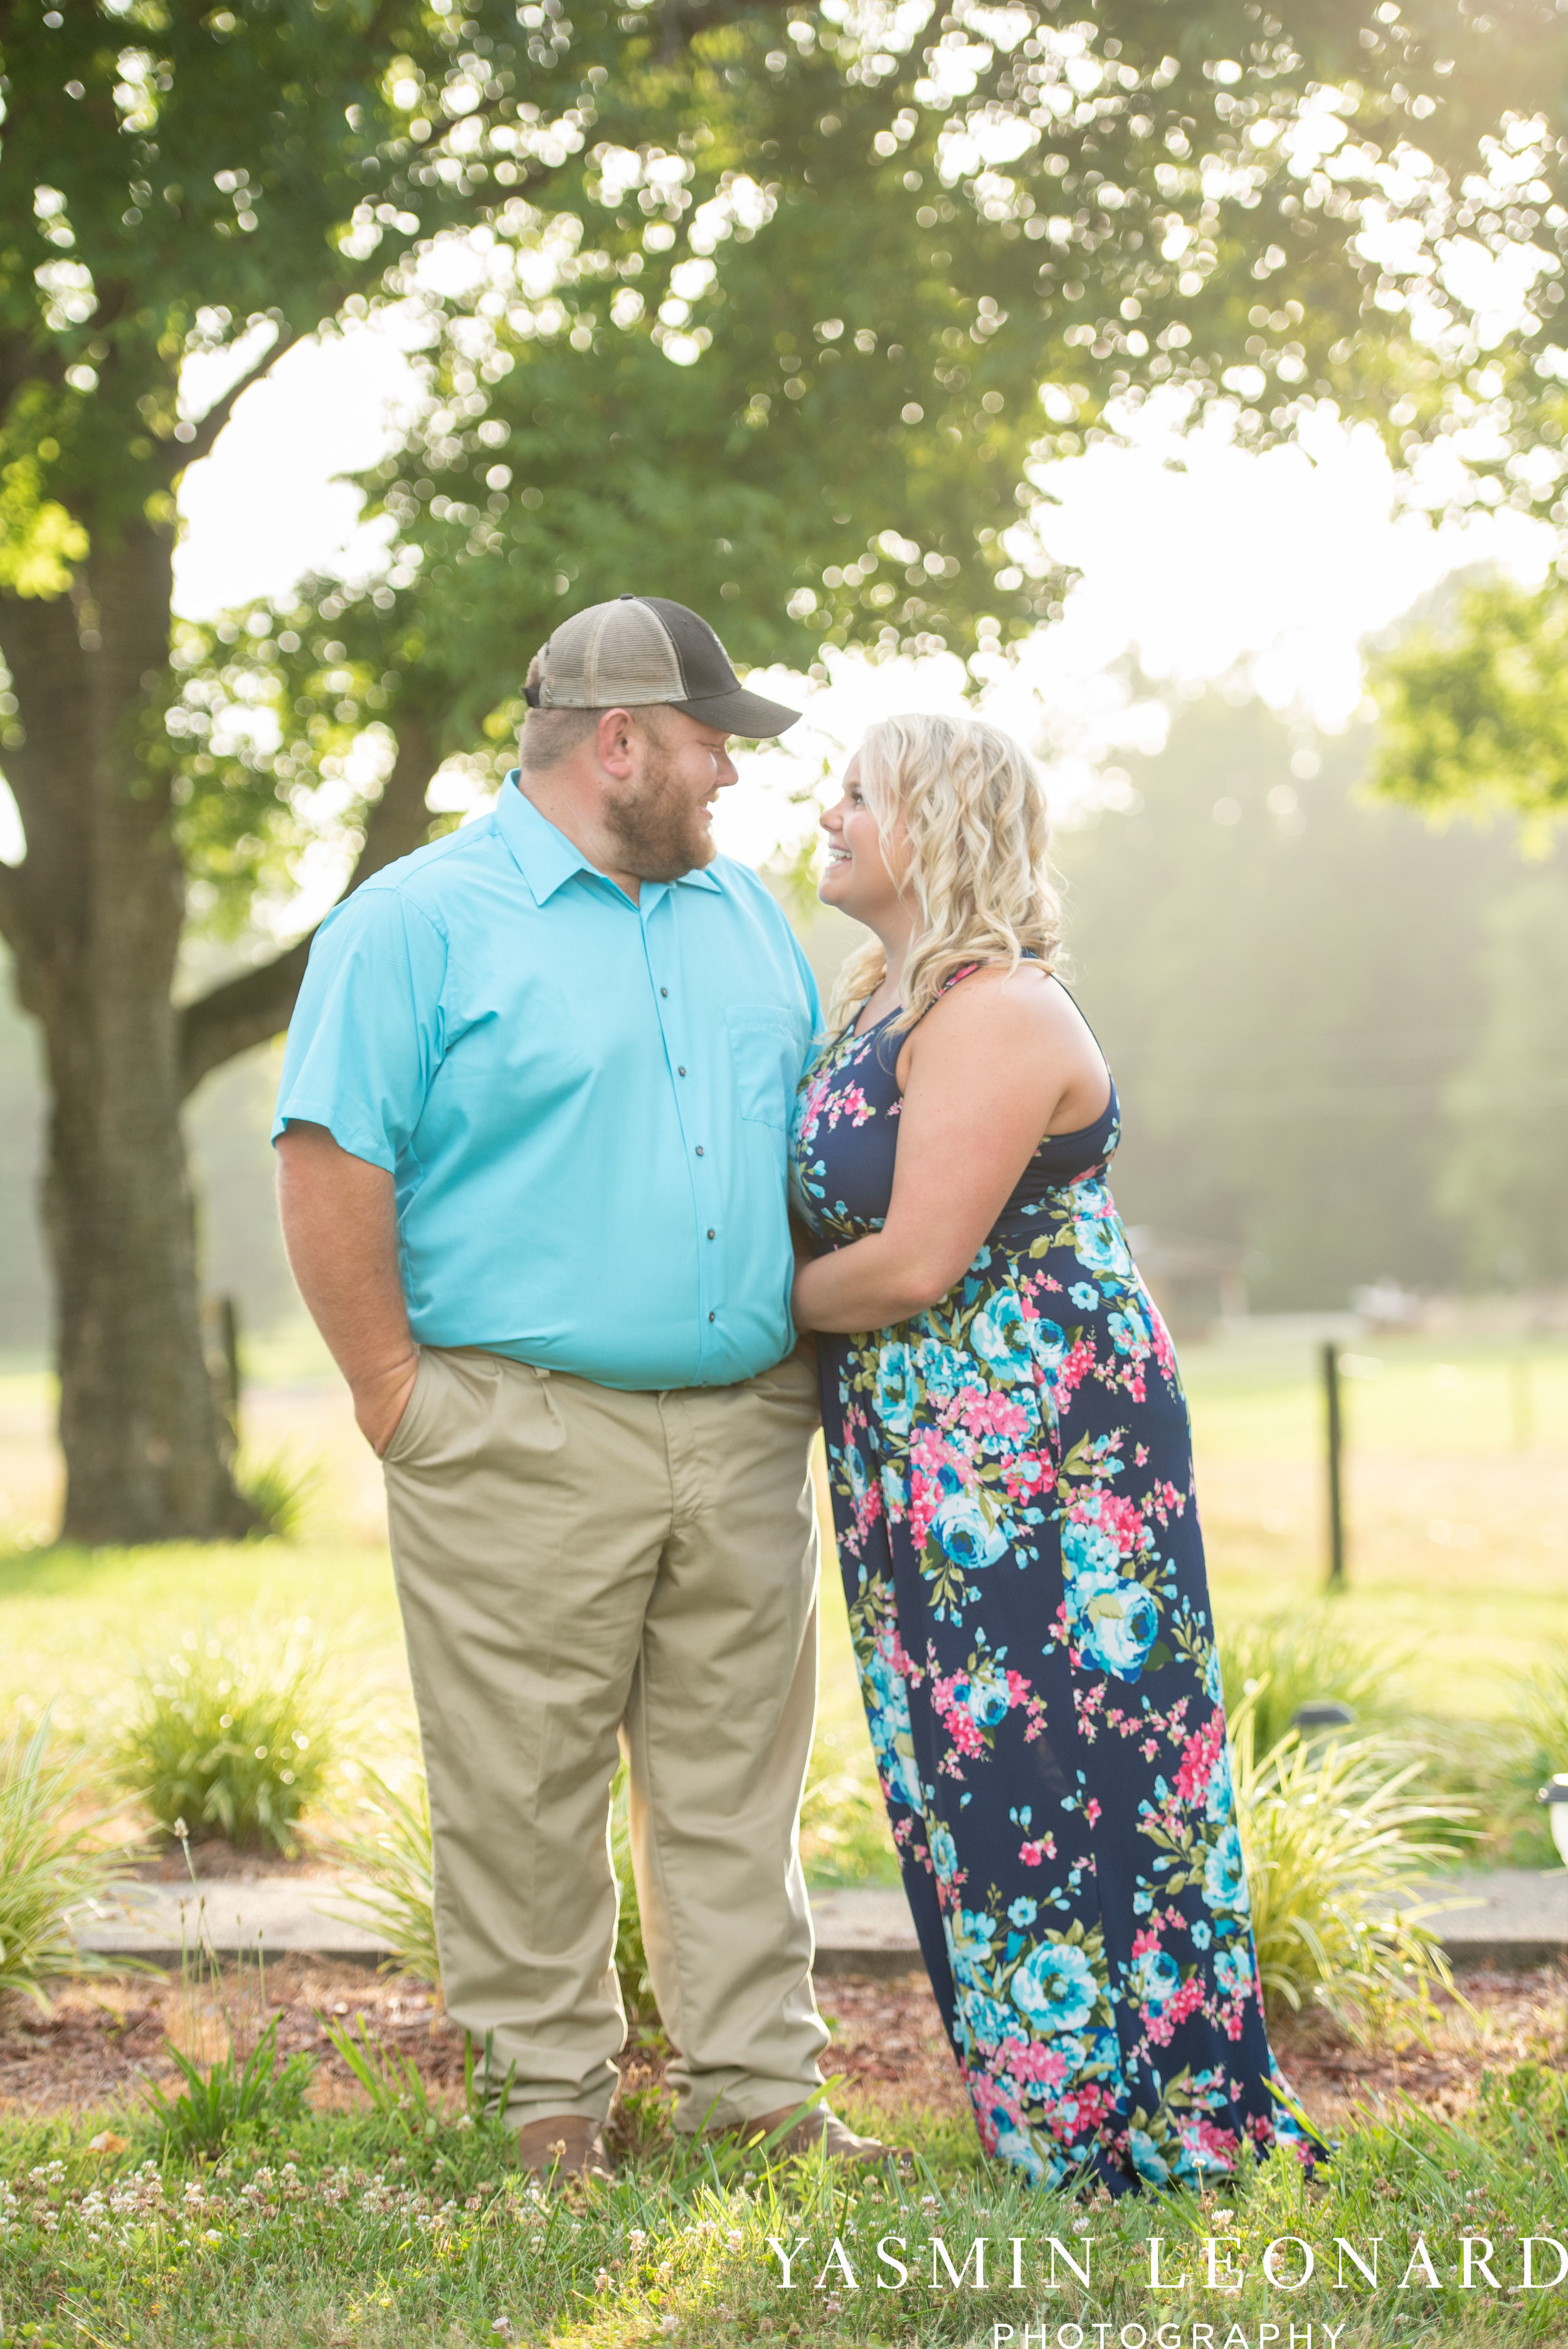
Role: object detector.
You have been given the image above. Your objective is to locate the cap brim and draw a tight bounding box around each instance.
[675,687,802,738]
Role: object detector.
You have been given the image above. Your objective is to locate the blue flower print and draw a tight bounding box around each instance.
[1108,1296,1152,1357]
[1214,1943,1254,2000]
[874,1342,916,1435]
[1064,1561,1160,1684]
[953,1662,1013,1730]
[1012,1941,1098,2035]
[1062,1515,1121,1580]
[1027,1316,1067,1372]
[969,1293,1036,1379]
[1008,1896,1039,1929]
[950,1907,999,1988]
[1204,1823,1248,1914]
[1202,1641,1225,1706]
[989,2113,1048,2185]
[861,1636,924,1815]
[1129,2127,1171,2187]
[913,1337,974,1400]
[1132,1946,1182,2014]
[1190,1918,1212,1951]
[961,1991,1019,2054]
[1071,1182,1133,1277]
[1069,1281,1099,1310]
[929,1822,960,1887]
[1205,1747,1236,1827]
[932,1492,1009,1571]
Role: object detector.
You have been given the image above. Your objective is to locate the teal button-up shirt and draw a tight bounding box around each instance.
[272,777,822,1389]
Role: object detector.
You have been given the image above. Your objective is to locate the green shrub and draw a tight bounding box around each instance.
[609,1762,658,2026]
[235,1447,325,1542]
[799,1751,900,1887]
[144,2013,314,2156]
[1217,1606,1401,1758]
[112,1626,334,1854]
[326,1763,439,1985]
[0,1714,134,2010]
[329,1758,659,2025]
[1233,1691,1464,2040]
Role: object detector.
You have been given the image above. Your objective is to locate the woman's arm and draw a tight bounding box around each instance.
[791,970,1108,1335]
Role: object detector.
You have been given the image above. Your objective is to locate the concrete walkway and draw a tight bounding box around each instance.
[72,1870,1568,1978]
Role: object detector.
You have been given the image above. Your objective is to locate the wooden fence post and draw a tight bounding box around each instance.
[1323,1340,1345,1592]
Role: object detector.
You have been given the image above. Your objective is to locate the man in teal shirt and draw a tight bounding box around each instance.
[275,597,883,2178]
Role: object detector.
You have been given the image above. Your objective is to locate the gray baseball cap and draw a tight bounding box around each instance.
[525,595,800,737]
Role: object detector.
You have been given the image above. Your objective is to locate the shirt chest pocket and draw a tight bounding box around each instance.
[724,1003,803,1130]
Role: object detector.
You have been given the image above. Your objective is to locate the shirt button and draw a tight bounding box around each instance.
[695,1145,704,1157]
[707,1228,716,1239]
[660,986,669,997]
[677,1066,686,1077]
[708,1310,716,1322]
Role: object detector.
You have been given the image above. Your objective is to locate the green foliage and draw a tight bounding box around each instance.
[324,1763,439,1986]
[1060,694,1547,1307]
[8,0,1561,924]
[0,1713,130,2010]
[331,1758,659,2026]
[1217,1607,1397,1761]
[1232,1696,1463,2039]
[144,2013,314,2160]
[608,1762,659,2029]
[234,1446,324,1543]
[1370,575,1568,826]
[112,1627,334,1854]
[799,1756,900,1887]
[317,2009,440,2128]
[1435,872,1568,1286]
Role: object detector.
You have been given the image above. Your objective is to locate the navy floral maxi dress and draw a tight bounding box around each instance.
[790,978,1320,2194]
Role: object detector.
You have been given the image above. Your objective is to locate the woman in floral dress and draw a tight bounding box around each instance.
[789,714,1320,2194]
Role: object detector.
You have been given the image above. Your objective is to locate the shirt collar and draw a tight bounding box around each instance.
[497,773,721,901]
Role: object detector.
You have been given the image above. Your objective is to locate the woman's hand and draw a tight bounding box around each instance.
[790,969,1108,1335]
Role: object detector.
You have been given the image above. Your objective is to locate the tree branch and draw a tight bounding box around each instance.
[176,708,442,1097]
[173,322,310,471]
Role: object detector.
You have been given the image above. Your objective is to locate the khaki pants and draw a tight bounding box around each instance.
[382,1343,828,2131]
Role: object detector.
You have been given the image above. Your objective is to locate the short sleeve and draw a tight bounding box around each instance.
[272,886,449,1172]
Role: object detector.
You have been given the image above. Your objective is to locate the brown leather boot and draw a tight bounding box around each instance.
[516,2113,615,2184]
[732,2104,895,2165]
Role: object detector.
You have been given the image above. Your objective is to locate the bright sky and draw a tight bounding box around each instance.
[0,320,1542,879]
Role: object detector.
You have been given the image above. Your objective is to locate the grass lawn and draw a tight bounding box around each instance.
[1,2065,1566,2347]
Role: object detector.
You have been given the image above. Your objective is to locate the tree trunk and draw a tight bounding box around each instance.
[1,526,254,1544]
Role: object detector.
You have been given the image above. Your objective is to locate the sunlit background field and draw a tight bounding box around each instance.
[4,1305,1562,1880]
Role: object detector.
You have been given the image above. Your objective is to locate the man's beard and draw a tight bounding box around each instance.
[603,745,714,882]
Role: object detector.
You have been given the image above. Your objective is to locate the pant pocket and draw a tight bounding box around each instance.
[383,1347,506,1476]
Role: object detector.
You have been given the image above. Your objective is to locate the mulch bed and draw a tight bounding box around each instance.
[1,1961,1563,2139]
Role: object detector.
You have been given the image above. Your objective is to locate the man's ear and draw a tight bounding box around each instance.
[596,706,637,778]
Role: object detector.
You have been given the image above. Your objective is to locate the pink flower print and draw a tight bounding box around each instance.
[961,1392,1032,1445]
[1051,1337,1096,1413]
[1134,1443,1149,1466]
[1019,1833,1057,1867]
[1182,2116,1241,2170]
[1007,2042,1068,2089]
[1067,1488,1144,1559]
[1173,1708,1226,1808]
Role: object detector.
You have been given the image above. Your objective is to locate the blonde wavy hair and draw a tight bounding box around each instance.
[827,713,1062,1034]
